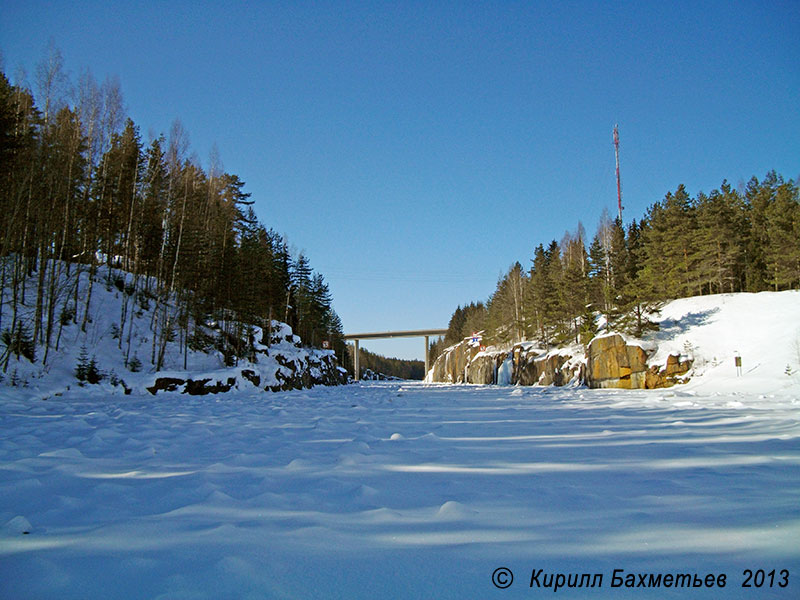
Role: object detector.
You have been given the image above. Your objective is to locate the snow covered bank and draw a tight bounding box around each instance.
[646,290,800,395]
[0,264,347,399]
[1,382,798,598]
[427,291,800,394]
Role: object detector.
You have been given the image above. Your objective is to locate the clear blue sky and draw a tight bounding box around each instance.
[3,1,799,360]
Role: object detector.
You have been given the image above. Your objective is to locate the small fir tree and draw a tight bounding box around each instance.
[127,355,142,372]
[75,346,89,381]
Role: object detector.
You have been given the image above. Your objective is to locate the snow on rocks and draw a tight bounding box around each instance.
[0,264,348,400]
[427,290,800,393]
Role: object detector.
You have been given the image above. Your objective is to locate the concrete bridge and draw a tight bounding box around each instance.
[342,329,448,381]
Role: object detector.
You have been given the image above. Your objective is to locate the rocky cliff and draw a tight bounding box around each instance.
[425,340,584,387]
[146,321,348,395]
[426,333,691,390]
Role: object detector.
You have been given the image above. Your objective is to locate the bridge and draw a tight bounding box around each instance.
[342,329,448,381]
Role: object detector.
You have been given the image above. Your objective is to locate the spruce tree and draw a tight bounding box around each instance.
[765,178,800,289]
[694,181,748,294]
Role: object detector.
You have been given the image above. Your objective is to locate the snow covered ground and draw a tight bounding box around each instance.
[643,290,800,394]
[2,379,798,598]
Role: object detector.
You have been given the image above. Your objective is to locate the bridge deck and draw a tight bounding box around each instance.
[342,329,448,340]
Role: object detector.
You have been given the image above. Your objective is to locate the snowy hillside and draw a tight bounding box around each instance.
[0,264,347,399]
[642,290,800,394]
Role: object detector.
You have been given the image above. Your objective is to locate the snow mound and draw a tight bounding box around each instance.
[3,515,33,534]
[435,500,478,520]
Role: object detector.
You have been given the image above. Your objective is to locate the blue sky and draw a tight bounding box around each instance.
[2,1,799,360]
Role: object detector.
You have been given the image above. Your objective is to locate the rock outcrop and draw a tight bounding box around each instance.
[360,369,402,381]
[515,347,584,386]
[466,352,504,384]
[426,340,583,387]
[585,334,649,389]
[146,322,348,395]
[585,334,691,389]
[147,376,238,395]
[426,333,691,390]
[645,353,693,389]
[426,341,479,383]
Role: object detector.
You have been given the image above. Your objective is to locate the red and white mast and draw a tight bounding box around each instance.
[613,124,623,223]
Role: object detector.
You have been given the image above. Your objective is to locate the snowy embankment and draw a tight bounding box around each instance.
[643,290,800,395]
[1,382,799,598]
[0,264,346,398]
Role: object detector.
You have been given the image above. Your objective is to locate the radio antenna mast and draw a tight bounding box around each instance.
[613,124,623,223]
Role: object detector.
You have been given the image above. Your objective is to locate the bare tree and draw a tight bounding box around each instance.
[34,39,69,126]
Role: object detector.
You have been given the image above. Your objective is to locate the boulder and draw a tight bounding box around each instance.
[645,354,693,388]
[146,377,185,394]
[146,376,236,395]
[664,353,692,377]
[586,334,692,389]
[184,377,236,395]
[586,334,649,389]
[240,369,261,387]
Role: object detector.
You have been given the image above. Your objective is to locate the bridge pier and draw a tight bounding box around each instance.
[354,339,360,381]
[424,335,430,378]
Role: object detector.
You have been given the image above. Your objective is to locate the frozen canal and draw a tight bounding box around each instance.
[2,381,799,598]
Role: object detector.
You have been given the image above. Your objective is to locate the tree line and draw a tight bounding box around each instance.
[431,171,799,362]
[350,345,425,380]
[0,47,346,373]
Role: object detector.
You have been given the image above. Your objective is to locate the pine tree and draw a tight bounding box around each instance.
[641,184,700,299]
[462,302,488,340]
[619,219,660,336]
[559,226,590,343]
[139,137,168,279]
[527,242,562,346]
[487,262,527,344]
[744,175,771,291]
[764,178,800,290]
[289,252,313,340]
[75,345,89,381]
[694,181,748,294]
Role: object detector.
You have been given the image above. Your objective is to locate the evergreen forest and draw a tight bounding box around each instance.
[0,50,348,373]
[431,173,800,362]
[354,347,425,381]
